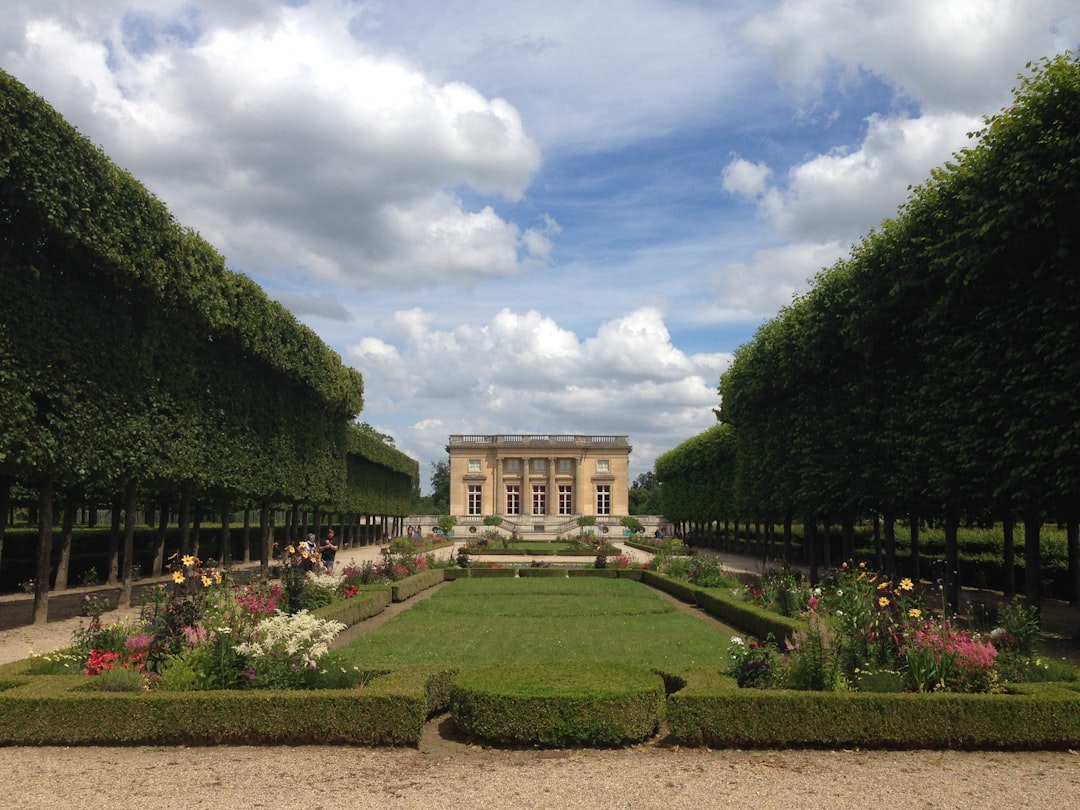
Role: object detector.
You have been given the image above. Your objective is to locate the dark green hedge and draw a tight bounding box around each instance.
[666,670,1080,748]
[450,663,666,747]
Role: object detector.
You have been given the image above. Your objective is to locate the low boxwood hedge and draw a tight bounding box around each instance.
[450,663,666,747]
[517,567,569,577]
[312,587,391,625]
[390,569,445,602]
[665,669,1080,749]
[0,666,454,746]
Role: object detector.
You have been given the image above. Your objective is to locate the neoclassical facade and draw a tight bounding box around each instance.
[446,434,631,522]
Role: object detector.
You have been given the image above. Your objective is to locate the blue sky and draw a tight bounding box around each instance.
[3,0,1079,490]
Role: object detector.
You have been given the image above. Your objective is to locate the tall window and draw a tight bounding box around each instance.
[531,458,546,473]
[467,485,482,516]
[532,485,546,515]
[596,485,611,515]
[468,458,481,473]
[558,484,573,515]
[505,458,520,473]
[506,485,520,515]
[558,459,572,473]
[596,459,610,474]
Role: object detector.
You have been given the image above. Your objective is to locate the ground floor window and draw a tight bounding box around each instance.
[558,484,573,515]
[596,485,611,515]
[532,485,546,515]
[468,485,482,516]
[506,485,520,515]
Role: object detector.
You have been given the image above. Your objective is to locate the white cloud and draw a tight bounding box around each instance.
[758,112,981,242]
[745,0,1080,113]
[344,306,726,480]
[2,1,545,289]
[722,158,773,201]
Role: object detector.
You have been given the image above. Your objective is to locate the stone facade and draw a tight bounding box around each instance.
[446,434,631,524]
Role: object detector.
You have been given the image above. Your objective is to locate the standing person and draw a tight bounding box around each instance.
[319,528,338,572]
[301,533,317,572]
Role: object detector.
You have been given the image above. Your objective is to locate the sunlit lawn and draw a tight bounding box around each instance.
[333,577,734,670]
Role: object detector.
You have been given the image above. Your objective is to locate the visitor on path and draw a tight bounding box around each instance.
[302,533,317,572]
[319,529,338,572]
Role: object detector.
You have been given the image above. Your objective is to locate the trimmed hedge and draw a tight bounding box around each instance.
[0,667,452,746]
[567,567,618,578]
[640,569,701,603]
[517,567,569,578]
[666,669,1080,749]
[312,587,391,625]
[390,569,445,602]
[693,588,804,646]
[450,663,666,746]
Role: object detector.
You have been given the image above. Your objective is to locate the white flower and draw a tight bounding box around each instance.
[730,636,745,646]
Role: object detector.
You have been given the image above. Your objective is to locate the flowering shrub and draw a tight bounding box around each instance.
[233,610,346,689]
[736,560,1033,693]
[68,554,347,691]
[727,635,779,688]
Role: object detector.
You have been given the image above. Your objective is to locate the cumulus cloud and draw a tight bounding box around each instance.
[744,0,1080,113]
[714,112,980,314]
[1,1,546,288]
[345,306,730,480]
[722,158,773,201]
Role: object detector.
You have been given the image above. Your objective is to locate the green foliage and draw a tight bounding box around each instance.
[451,663,665,746]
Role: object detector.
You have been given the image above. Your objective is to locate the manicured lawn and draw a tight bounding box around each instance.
[333,577,733,670]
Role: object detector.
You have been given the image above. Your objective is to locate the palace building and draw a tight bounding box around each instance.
[446,434,631,532]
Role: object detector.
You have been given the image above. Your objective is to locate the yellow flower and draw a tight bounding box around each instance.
[858,561,866,569]
[201,575,211,587]
[900,578,914,591]
[877,581,889,590]
[213,571,222,584]
[908,608,922,618]
[842,562,848,569]
[878,596,890,607]
[171,571,185,584]
[181,555,196,567]
[286,545,295,555]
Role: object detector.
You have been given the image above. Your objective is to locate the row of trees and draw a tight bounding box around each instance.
[0,70,417,620]
[657,54,1080,610]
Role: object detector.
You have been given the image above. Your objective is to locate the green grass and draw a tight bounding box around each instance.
[332,577,733,670]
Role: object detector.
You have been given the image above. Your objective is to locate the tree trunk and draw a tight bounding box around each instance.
[0,476,11,576]
[53,490,78,591]
[107,495,122,585]
[883,510,896,576]
[1068,511,1079,607]
[944,504,961,616]
[119,480,137,607]
[1023,506,1042,612]
[242,508,252,563]
[259,502,271,573]
[908,515,921,583]
[33,480,54,625]
[1002,509,1016,599]
[820,515,831,569]
[872,513,883,570]
[179,488,192,557]
[219,500,232,567]
[153,496,169,577]
[807,517,819,585]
